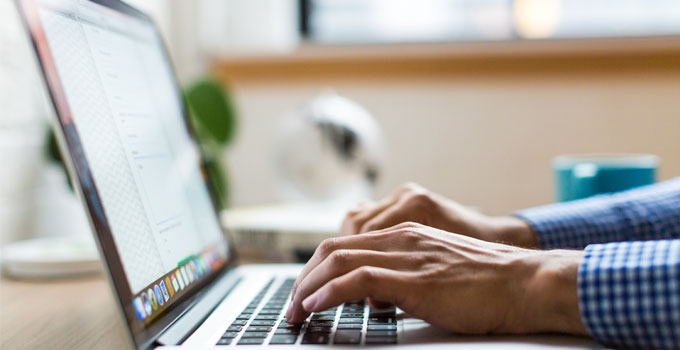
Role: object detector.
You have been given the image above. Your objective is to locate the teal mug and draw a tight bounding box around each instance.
[553,154,658,202]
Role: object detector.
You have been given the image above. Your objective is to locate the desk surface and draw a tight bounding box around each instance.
[0,272,599,350]
[0,275,131,350]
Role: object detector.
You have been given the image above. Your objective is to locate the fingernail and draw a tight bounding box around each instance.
[302,293,319,312]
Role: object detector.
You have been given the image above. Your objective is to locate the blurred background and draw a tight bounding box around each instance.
[2,0,680,247]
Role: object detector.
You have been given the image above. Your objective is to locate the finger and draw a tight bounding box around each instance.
[340,195,400,236]
[301,266,406,314]
[287,250,418,323]
[358,197,413,234]
[290,224,420,312]
[290,233,391,310]
[368,298,393,310]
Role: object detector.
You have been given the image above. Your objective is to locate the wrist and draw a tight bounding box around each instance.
[488,216,538,249]
[521,250,589,335]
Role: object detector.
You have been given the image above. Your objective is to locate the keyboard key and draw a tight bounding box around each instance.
[216,338,232,345]
[236,313,252,320]
[367,324,397,331]
[336,323,363,330]
[333,330,362,344]
[269,335,297,344]
[240,332,269,338]
[366,330,397,337]
[251,320,276,326]
[316,310,337,315]
[231,320,248,326]
[277,323,302,330]
[227,325,242,332]
[311,315,335,321]
[221,331,239,338]
[275,328,300,335]
[308,320,334,327]
[302,333,330,344]
[246,326,272,332]
[254,315,278,320]
[340,313,363,318]
[365,337,397,344]
[306,327,332,333]
[368,317,396,324]
[257,309,281,315]
[238,338,265,345]
[369,307,396,318]
[339,318,364,324]
[342,307,363,313]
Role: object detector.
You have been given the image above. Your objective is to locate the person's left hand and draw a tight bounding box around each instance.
[285,222,588,336]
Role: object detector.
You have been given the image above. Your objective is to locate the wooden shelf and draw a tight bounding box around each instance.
[212,36,680,82]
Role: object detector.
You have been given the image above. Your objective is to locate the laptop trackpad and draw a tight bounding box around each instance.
[399,316,601,349]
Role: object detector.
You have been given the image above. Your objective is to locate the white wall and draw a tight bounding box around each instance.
[224,71,680,215]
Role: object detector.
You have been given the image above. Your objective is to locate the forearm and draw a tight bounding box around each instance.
[516,177,680,249]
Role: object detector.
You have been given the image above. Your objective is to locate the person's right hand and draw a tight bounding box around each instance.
[341,183,538,248]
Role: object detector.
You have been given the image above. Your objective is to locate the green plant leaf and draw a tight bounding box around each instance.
[184,78,237,147]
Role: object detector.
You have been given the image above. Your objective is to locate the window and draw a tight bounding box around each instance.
[303,0,680,44]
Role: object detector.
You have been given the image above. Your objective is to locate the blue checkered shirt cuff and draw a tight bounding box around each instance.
[579,240,680,349]
[515,177,680,249]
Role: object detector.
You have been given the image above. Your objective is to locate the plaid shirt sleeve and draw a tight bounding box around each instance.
[515,178,680,349]
[516,177,680,249]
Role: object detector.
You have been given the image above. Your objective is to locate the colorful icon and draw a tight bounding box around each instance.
[191,259,199,277]
[160,281,170,302]
[189,260,197,278]
[133,297,146,321]
[141,291,152,316]
[148,288,158,311]
[202,254,212,273]
[165,277,175,297]
[155,285,164,306]
[181,266,190,284]
[198,258,206,275]
[176,270,185,290]
[171,273,179,292]
[185,265,194,283]
[185,265,193,282]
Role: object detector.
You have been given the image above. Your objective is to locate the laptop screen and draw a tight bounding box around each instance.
[17,0,231,344]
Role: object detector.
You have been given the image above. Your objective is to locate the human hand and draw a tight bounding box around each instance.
[286,222,587,336]
[341,183,538,248]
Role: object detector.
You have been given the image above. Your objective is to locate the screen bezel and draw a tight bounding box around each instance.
[14,0,238,348]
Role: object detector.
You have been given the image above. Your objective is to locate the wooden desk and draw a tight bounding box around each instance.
[0,275,131,350]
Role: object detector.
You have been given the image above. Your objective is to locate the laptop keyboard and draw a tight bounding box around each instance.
[215,278,398,346]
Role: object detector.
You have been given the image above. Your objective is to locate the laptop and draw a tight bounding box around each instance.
[16,1,599,349]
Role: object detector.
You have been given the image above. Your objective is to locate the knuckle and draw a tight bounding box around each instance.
[355,266,377,283]
[411,254,429,267]
[398,182,421,193]
[401,221,422,229]
[317,237,339,255]
[345,208,362,218]
[397,228,422,244]
[406,191,433,206]
[328,249,351,265]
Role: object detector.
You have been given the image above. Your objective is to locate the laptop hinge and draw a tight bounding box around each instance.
[156,272,242,346]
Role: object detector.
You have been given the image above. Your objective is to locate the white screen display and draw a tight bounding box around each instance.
[36,0,227,293]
